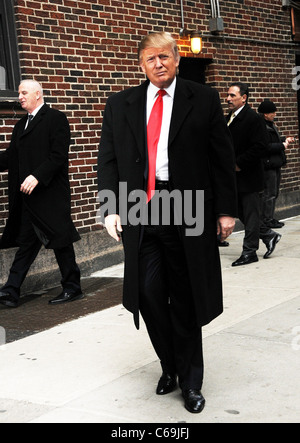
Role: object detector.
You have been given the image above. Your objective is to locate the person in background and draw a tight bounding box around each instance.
[226,82,281,266]
[258,99,294,229]
[0,79,83,308]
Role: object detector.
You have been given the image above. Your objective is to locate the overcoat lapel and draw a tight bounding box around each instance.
[125,82,148,158]
[226,103,249,127]
[21,104,48,137]
[168,77,193,147]
[19,116,28,134]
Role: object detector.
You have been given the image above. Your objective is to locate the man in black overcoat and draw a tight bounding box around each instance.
[0,79,83,307]
[226,82,281,266]
[98,32,237,413]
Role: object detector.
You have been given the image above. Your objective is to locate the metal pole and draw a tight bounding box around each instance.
[210,0,216,18]
[180,0,185,31]
[216,0,221,17]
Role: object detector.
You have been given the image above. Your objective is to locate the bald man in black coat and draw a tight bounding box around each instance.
[0,80,83,308]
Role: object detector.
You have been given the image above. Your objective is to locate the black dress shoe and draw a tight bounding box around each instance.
[182,389,205,413]
[156,373,177,395]
[265,219,284,229]
[49,290,84,305]
[232,253,258,267]
[0,292,19,308]
[218,240,229,247]
[263,233,281,259]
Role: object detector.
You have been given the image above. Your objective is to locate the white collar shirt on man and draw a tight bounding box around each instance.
[146,78,176,181]
[25,102,45,129]
[233,104,245,117]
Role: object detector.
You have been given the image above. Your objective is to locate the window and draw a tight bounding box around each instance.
[0,0,20,98]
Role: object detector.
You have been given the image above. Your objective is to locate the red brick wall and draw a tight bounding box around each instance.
[204,0,300,194]
[0,0,299,237]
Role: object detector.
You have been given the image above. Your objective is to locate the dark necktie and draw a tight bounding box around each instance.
[146,89,166,203]
[25,114,33,130]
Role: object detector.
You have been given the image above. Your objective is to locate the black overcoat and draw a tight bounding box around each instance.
[98,77,237,329]
[226,104,268,193]
[0,104,80,249]
[262,119,287,170]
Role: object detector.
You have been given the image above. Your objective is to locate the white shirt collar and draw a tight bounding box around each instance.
[148,77,177,100]
[233,104,245,117]
[29,102,45,117]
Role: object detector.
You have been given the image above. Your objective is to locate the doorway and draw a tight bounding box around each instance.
[178,57,211,85]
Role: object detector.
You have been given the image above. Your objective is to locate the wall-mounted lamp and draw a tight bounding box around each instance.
[179,1,202,54]
[179,28,203,54]
[190,31,202,55]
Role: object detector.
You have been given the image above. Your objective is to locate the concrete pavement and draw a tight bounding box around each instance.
[0,216,299,424]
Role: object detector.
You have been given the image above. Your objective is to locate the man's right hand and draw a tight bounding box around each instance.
[105,214,123,242]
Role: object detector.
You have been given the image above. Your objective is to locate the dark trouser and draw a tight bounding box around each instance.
[262,168,281,223]
[1,207,81,300]
[238,191,275,255]
[138,184,203,391]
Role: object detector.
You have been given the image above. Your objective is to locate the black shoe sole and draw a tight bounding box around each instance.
[263,234,281,259]
[156,381,177,395]
[232,257,258,267]
[184,401,205,414]
[48,293,84,305]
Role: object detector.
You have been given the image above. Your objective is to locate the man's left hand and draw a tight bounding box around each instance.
[20,175,39,195]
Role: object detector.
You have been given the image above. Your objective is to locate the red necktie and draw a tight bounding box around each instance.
[146,89,166,203]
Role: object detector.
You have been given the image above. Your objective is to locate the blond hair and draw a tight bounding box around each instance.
[138,32,180,64]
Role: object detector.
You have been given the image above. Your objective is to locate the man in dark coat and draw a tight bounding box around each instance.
[226,82,281,266]
[98,32,237,413]
[0,79,83,308]
[258,99,294,228]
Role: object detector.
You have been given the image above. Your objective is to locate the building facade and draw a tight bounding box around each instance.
[1,0,300,287]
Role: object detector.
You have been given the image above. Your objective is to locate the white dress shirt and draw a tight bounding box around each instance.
[146,78,176,181]
[233,104,245,117]
[24,102,45,130]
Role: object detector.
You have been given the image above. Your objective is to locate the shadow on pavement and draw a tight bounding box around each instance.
[0,277,123,343]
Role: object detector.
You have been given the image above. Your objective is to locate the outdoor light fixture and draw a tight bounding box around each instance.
[179,1,202,54]
[190,31,202,54]
[179,29,203,55]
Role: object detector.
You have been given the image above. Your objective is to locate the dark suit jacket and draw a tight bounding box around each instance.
[226,103,267,193]
[262,119,287,169]
[0,104,80,249]
[98,77,237,328]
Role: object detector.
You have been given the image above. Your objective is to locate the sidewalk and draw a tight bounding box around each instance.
[0,216,299,423]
